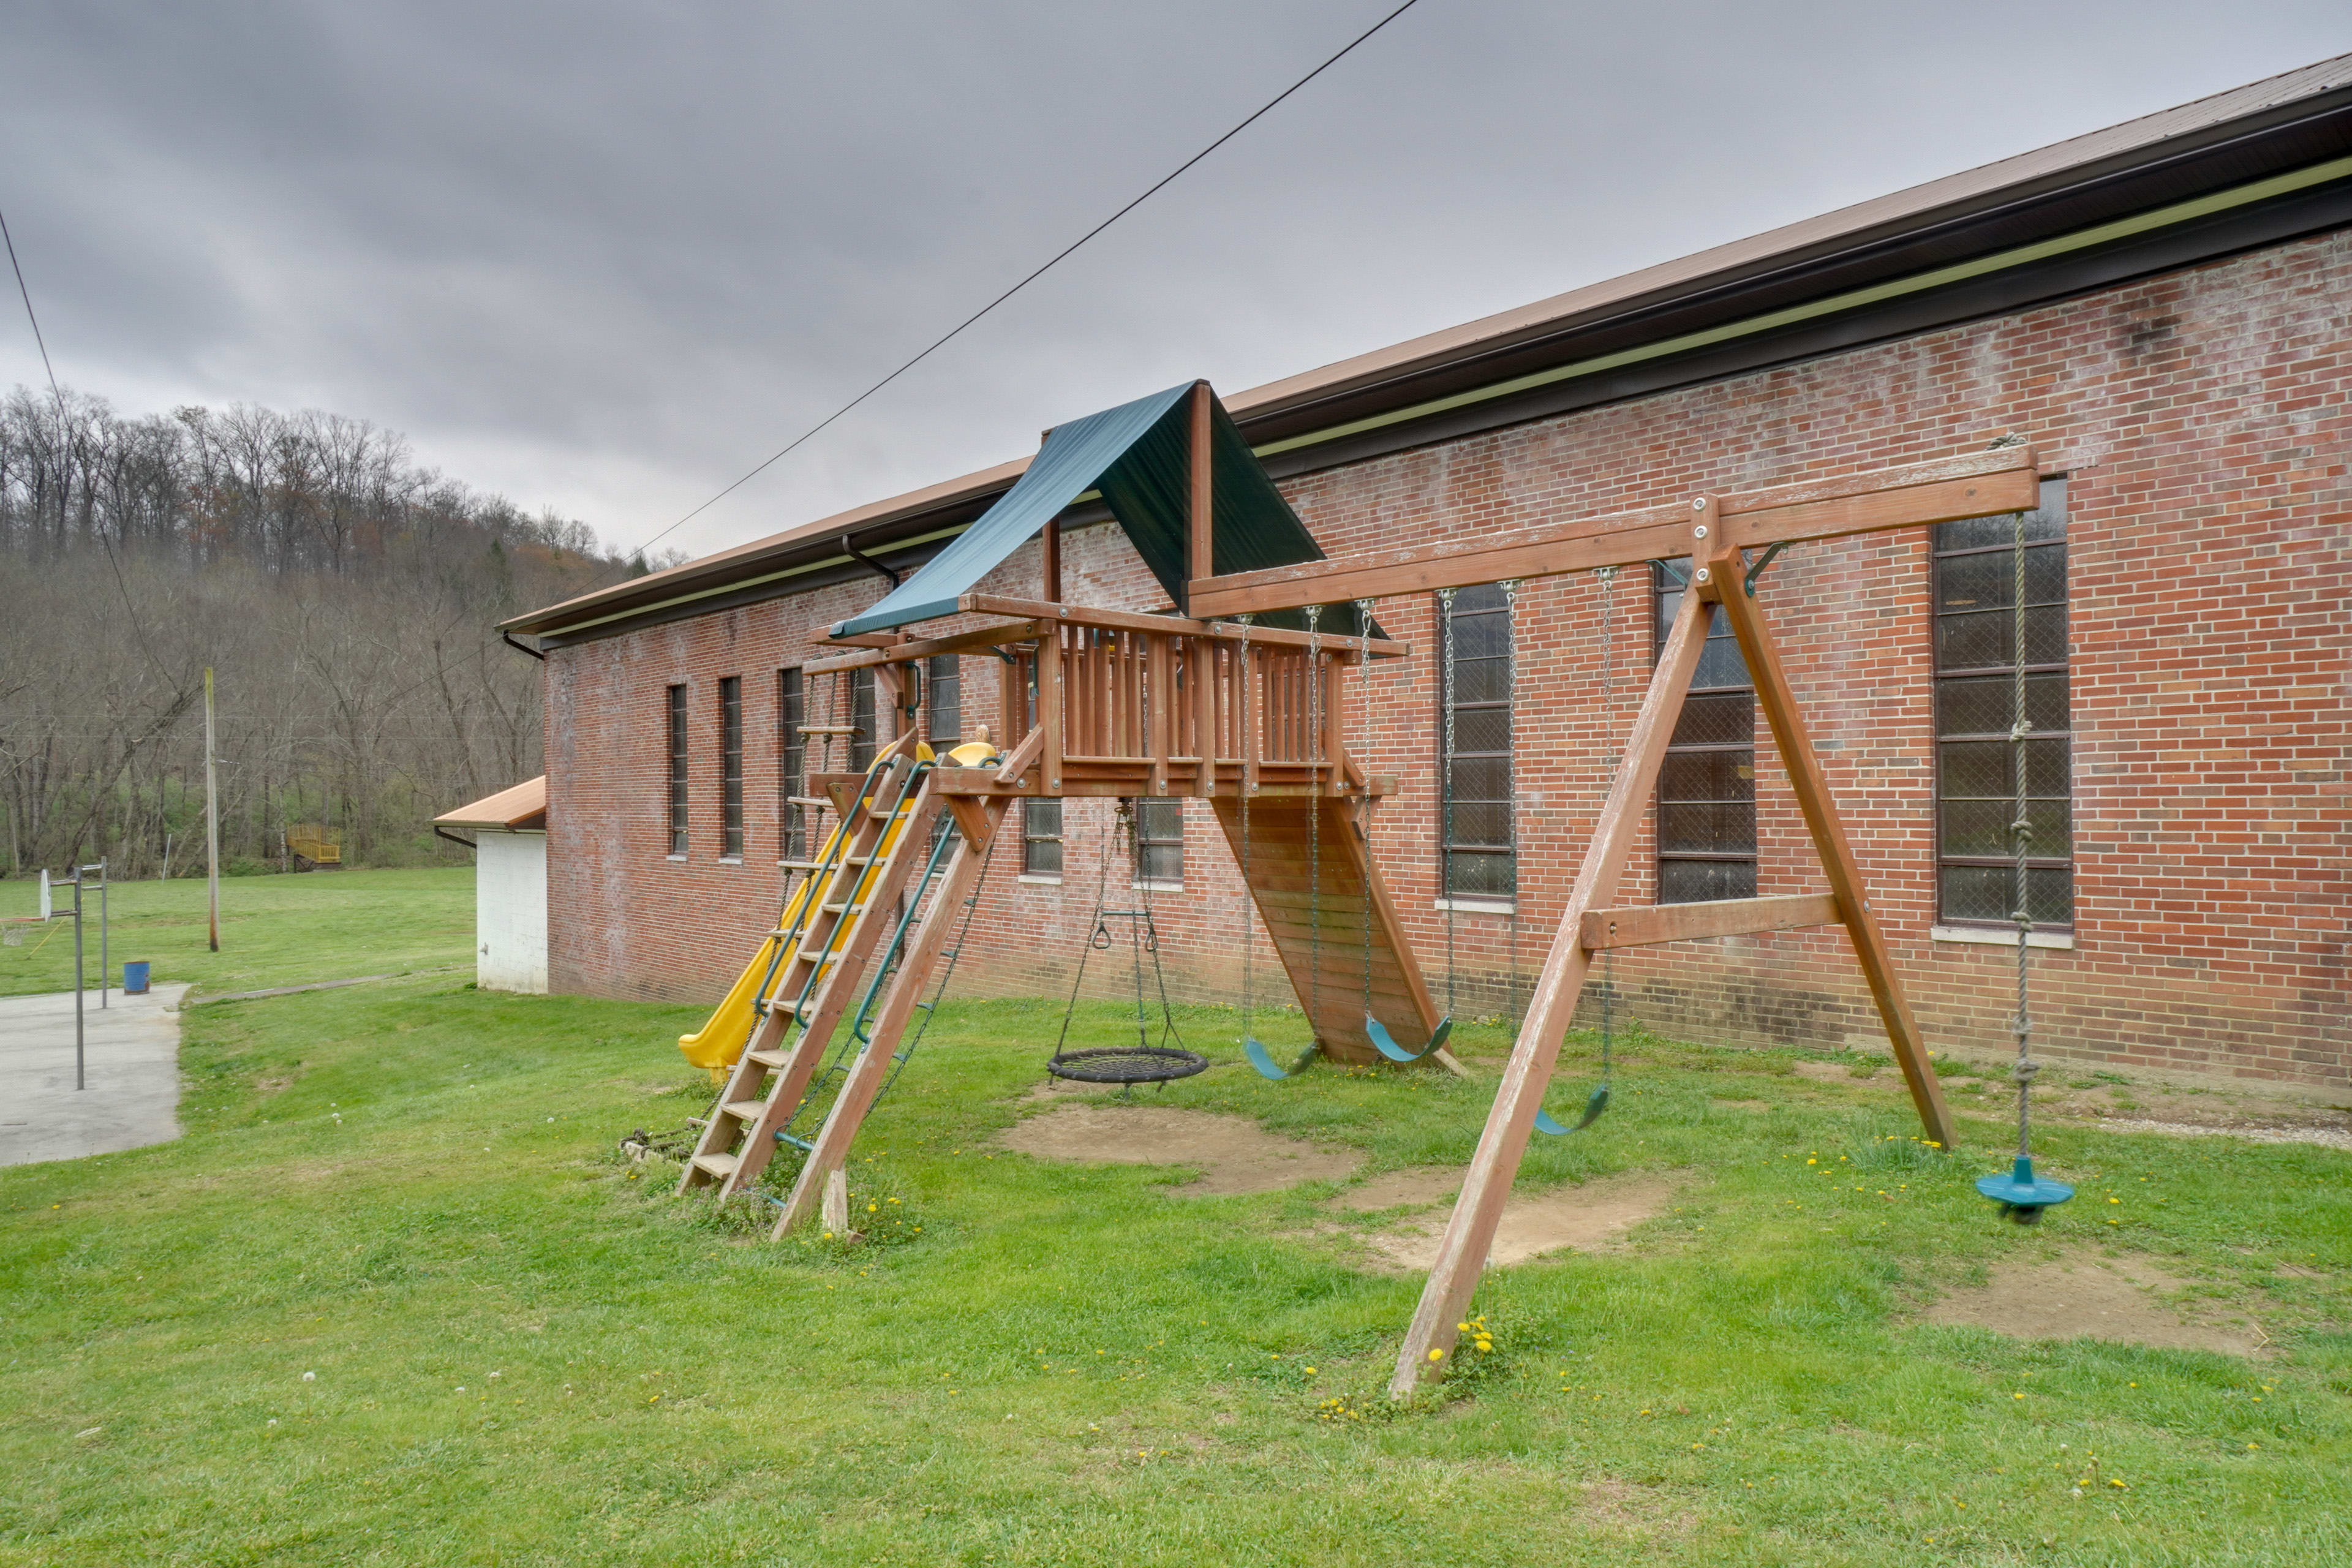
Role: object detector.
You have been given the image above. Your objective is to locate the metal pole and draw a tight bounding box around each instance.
[97,861,108,1009]
[72,870,85,1091]
[205,666,221,952]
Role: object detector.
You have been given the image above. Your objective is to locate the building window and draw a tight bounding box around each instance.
[665,684,688,857]
[1439,583,1514,900]
[926,654,963,745]
[718,676,744,859]
[1653,561,1757,903]
[1134,797,1183,886]
[850,666,876,772]
[1933,477,2072,927]
[778,667,805,860]
[1023,797,1063,878]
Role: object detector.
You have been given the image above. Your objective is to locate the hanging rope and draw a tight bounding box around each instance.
[1437,587,1459,1019]
[1047,798,1207,1089]
[1975,505,2072,1221]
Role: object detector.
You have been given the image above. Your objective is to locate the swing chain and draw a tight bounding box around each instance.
[1354,597,1377,1022]
[1498,579,1521,1028]
[1237,614,1256,1048]
[1305,603,1324,1051]
[1595,564,1618,1072]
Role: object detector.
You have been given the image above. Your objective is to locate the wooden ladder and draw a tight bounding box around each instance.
[677,745,940,1199]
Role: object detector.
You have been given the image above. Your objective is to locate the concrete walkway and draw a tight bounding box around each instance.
[0,984,190,1167]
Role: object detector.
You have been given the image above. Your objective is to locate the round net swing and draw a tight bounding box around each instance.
[1046,799,1209,1092]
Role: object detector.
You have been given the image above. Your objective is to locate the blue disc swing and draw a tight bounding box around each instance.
[1975,505,2073,1222]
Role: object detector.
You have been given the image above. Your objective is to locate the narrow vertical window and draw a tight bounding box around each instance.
[1439,584,1514,900]
[665,684,688,857]
[718,676,744,859]
[778,667,805,860]
[926,654,963,745]
[1653,562,1756,902]
[1134,798,1183,886]
[1023,797,1063,878]
[850,666,876,772]
[1934,477,2072,927]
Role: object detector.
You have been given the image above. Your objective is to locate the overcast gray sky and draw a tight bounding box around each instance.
[2,2,2343,561]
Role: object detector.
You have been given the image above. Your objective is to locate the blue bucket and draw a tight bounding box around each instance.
[123,960,151,995]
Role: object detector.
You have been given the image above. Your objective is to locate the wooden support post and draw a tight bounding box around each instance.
[1389,519,1719,1398]
[1192,636,1217,798]
[1698,536,1958,1150]
[1148,633,1171,796]
[1042,518,1061,605]
[774,799,1009,1237]
[1039,625,1064,794]
[1186,381,1212,615]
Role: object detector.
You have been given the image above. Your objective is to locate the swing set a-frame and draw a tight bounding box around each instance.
[676,378,2042,1395]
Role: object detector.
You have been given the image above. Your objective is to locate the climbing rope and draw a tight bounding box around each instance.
[1976,504,2072,1221]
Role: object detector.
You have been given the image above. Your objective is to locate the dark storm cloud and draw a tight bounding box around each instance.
[1,1,2343,559]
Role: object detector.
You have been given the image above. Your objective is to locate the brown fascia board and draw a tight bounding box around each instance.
[1227,52,2352,440]
[508,51,2352,641]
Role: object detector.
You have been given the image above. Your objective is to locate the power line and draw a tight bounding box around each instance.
[630,0,1427,558]
[3,201,180,683]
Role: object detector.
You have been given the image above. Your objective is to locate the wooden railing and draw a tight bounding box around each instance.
[807,594,1408,799]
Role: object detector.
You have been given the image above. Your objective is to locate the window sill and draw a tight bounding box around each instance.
[665,854,687,863]
[1932,924,2075,951]
[1434,897,1515,915]
[718,857,743,867]
[1132,880,1184,894]
[1018,873,1063,886]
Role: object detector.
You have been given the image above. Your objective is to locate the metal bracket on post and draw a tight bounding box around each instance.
[1743,541,1790,597]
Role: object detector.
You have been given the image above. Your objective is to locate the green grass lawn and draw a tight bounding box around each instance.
[2,973,2346,1566]
[0,869,472,998]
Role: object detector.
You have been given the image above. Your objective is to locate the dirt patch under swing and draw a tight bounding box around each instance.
[1921,1251,2266,1355]
[1344,1169,1685,1272]
[998,1104,1362,1195]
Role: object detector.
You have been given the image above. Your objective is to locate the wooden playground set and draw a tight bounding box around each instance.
[671,380,2071,1397]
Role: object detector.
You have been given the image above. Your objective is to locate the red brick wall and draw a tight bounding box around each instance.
[546,228,2350,1088]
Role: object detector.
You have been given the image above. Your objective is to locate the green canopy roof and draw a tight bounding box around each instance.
[831,382,1370,638]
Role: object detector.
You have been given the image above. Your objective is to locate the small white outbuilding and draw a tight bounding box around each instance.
[432,776,548,994]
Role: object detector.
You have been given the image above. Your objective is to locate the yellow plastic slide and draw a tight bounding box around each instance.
[677,748,948,1074]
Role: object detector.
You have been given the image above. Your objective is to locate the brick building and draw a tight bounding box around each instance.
[503,59,2352,1090]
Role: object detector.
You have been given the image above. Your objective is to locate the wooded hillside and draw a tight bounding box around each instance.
[1,385,656,877]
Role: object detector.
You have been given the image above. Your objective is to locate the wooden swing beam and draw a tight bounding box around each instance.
[1169,445,2034,1397]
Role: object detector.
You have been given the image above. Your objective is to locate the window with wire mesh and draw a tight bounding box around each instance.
[718,676,744,859]
[1023,797,1063,877]
[1653,561,1756,903]
[850,666,876,772]
[1934,477,2071,928]
[664,684,688,857]
[1134,797,1183,886]
[777,666,805,861]
[925,654,963,744]
[1438,582,1515,900]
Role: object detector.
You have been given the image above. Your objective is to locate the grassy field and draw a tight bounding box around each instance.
[3,952,2346,1567]
[0,868,472,999]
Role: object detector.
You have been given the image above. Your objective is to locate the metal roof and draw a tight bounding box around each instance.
[506,52,2352,647]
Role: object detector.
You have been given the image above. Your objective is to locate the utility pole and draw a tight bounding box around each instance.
[205,666,220,952]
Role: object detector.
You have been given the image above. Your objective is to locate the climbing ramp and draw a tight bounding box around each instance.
[1210,796,1442,1067]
